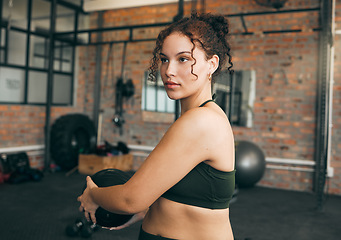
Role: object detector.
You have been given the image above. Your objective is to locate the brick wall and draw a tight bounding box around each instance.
[331,2,341,194]
[1,0,340,195]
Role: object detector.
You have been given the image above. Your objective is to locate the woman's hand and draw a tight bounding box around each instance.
[103,209,147,231]
[77,176,99,223]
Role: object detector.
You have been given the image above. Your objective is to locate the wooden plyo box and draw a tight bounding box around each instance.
[78,154,133,175]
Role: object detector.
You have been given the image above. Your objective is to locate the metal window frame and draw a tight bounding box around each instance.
[0,0,78,106]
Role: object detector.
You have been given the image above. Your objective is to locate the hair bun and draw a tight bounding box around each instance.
[191,12,230,39]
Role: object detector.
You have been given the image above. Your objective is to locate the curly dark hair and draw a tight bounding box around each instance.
[148,12,233,82]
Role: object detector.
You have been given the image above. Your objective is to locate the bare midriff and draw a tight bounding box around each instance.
[142,197,234,240]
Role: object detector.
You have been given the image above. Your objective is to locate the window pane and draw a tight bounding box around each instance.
[31,0,50,32]
[78,13,90,31]
[53,74,72,104]
[54,41,61,71]
[56,5,75,32]
[8,30,27,66]
[27,71,47,103]
[145,86,156,111]
[62,45,72,72]
[157,90,166,112]
[0,67,25,103]
[0,28,5,46]
[166,98,175,112]
[30,35,48,68]
[2,0,28,29]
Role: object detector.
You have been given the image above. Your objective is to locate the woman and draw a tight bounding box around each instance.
[78,12,235,240]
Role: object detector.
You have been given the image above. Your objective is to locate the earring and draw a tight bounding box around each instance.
[208,73,212,81]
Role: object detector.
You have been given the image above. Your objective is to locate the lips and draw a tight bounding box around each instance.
[164,80,180,88]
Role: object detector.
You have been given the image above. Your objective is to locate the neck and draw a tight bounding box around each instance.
[180,92,213,115]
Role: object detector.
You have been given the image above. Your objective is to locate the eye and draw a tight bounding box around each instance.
[160,58,168,63]
[179,57,188,63]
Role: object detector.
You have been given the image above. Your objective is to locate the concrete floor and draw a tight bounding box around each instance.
[0,171,340,240]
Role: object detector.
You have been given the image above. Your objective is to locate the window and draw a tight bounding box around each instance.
[0,0,81,105]
[30,35,49,69]
[142,71,175,114]
[27,71,47,103]
[0,67,25,103]
[214,70,256,127]
[54,41,73,72]
[7,30,27,66]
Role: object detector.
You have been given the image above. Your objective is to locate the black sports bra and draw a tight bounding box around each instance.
[161,162,235,209]
[161,99,235,209]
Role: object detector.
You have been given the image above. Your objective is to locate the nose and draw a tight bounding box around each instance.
[165,61,175,78]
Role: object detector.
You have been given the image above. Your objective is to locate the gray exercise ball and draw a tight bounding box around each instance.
[235,141,266,188]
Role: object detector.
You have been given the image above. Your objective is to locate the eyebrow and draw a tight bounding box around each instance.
[160,51,191,57]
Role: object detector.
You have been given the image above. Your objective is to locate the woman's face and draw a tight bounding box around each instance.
[159,32,213,100]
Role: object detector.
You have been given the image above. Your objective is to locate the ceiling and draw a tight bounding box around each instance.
[82,0,190,12]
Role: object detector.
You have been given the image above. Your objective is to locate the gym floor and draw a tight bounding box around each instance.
[0,171,340,240]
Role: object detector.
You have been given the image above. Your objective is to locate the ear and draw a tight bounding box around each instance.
[208,54,219,74]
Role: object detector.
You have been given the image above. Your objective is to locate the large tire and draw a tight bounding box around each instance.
[50,114,97,170]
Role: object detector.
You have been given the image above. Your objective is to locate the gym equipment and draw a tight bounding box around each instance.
[80,222,99,238]
[96,141,130,156]
[112,42,135,135]
[85,169,135,228]
[0,152,30,174]
[8,168,43,184]
[235,141,266,188]
[0,152,44,183]
[50,114,97,170]
[65,218,86,237]
[65,218,99,238]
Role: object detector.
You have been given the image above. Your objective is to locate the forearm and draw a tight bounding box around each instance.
[90,184,138,215]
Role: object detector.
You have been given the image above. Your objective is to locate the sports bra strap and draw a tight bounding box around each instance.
[199,99,215,107]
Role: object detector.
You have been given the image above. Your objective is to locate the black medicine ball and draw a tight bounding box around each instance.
[89,169,134,228]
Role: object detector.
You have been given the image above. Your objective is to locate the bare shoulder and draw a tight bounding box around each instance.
[175,105,235,171]
[176,104,232,137]
[158,104,233,159]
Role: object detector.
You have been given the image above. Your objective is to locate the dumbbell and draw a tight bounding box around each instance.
[65,218,100,238]
[80,222,100,238]
[65,218,86,237]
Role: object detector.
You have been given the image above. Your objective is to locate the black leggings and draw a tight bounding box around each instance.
[138,226,177,240]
